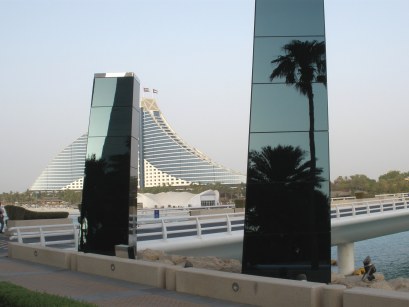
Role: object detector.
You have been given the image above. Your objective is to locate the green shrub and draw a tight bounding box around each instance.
[4,205,69,220]
[0,281,95,306]
[234,199,245,208]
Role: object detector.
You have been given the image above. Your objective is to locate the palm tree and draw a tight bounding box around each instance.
[270,40,326,174]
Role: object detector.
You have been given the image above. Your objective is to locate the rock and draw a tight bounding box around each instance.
[138,250,409,292]
[137,249,241,272]
[352,267,365,275]
[389,278,409,292]
[331,273,393,290]
[170,254,187,265]
[331,272,346,283]
[137,249,165,261]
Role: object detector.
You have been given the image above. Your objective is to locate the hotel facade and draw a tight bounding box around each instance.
[30,96,245,191]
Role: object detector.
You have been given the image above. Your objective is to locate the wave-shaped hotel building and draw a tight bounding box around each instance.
[30,95,245,191]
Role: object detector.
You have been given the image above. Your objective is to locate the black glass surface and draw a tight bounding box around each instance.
[132,106,140,139]
[254,0,325,37]
[130,136,139,169]
[250,84,328,132]
[80,76,139,256]
[242,232,331,282]
[243,0,330,283]
[80,136,132,255]
[245,182,330,234]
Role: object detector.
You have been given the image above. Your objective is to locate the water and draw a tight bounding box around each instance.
[331,230,409,280]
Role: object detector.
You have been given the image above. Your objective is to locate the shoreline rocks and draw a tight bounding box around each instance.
[138,249,409,291]
[137,249,241,273]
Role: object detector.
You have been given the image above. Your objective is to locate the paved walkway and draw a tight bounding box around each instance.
[0,234,252,306]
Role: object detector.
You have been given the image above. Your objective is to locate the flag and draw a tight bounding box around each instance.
[143,88,150,92]
[153,89,158,94]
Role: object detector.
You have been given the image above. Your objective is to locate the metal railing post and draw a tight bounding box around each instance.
[73,224,79,248]
[196,217,202,238]
[226,214,232,234]
[39,227,46,246]
[17,228,22,243]
[161,219,168,240]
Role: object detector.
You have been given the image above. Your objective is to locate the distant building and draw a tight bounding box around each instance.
[30,95,245,191]
[30,134,87,191]
[137,190,220,208]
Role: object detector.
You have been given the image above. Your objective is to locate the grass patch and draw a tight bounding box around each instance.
[0,281,95,307]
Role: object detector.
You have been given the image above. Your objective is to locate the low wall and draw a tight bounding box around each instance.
[7,243,409,307]
[8,242,75,270]
[76,252,168,288]
[176,267,324,307]
[344,287,409,307]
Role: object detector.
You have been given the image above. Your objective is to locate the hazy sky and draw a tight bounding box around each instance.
[1,0,409,193]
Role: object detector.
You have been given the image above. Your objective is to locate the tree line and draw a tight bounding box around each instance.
[1,171,408,204]
[331,171,409,198]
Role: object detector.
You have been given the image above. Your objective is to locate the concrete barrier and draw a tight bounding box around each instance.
[76,252,169,288]
[175,267,324,307]
[344,287,409,307]
[8,242,76,270]
[321,284,346,307]
[7,243,409,306]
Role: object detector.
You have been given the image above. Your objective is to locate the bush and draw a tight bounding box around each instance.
[234,199,245,208]
[0,281,95,306]
[4,205,69,220]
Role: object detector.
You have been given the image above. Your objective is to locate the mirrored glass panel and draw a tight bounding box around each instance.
[245,181,330,234]
[250,84,328,132]
[132,106,140,138]
[132,83,140,109]
[252,37,325,84]
[88,107,132,137]
[91,78,117,107]
[248,131,330,184]
[85,136,131,165]
[92,77,134,107]
[130,136,138,168]
[242,232,330,281]
[254,0,325,37]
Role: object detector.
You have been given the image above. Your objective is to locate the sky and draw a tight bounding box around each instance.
[1,0,409,193]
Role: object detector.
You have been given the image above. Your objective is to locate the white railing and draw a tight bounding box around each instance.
[136,204,236,219]
[131,212,244,241]
[8,224,78,248]
[7,196,409,248]
[331,196,409,219]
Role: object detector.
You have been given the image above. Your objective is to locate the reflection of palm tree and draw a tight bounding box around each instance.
[270,40,326,173]
[246,145,325,233]
[248,145,323,189]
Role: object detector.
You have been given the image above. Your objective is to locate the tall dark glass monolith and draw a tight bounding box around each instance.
[79,72,140,255]
[242,0,331,283]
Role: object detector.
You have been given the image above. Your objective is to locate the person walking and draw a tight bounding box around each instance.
[0,202,5,233]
